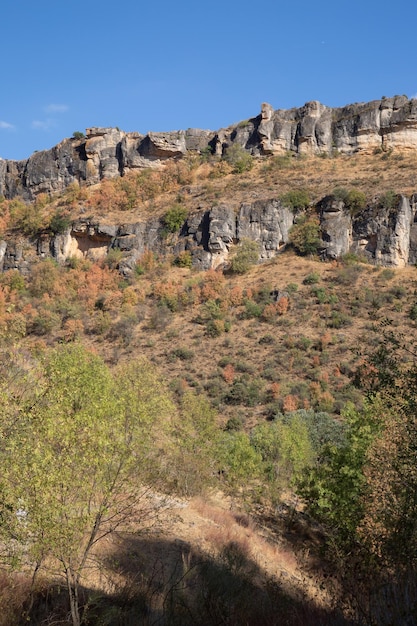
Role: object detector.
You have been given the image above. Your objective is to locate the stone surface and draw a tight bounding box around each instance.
[4,97,417,200]
[2,193,417,273]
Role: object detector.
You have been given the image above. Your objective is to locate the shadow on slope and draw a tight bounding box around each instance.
[86,533,355,626]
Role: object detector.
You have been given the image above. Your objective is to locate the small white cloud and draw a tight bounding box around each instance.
[32,119,55,131]
[44,103,69,113]
[0,120,14,130]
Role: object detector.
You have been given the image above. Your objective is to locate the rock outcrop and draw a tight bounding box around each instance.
[2,96,417,201]
[3,193,417,275]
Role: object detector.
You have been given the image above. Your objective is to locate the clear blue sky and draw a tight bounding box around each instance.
[1,0,416,161]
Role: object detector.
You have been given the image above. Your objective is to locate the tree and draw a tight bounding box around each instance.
[299,328,417,623]
[251,415,315,503]
[0,345,175,626]
[172,391,221,495]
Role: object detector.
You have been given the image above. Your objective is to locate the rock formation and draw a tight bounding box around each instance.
[2,96,417,201]
[1,191,417,275]
[2,96,417,273]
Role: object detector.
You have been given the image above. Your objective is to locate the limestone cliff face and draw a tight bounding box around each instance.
[319,193,415,266]
[2,194,417,275]
[2,96,417,200]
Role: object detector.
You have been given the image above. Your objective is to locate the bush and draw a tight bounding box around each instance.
[379,190,398,210]
[49,210,71,234]
[9,199,44,236]
[289,214,321,256]
[223,144,253,173]
[229,239,259,274]
[104,248,124,269]
[409,303,417,321]
[170,347,194,361]
[162,204,188,233]
[303,272,320,285]
[72,131,85,140]
[173,250,192,267]
[280,189,310,211]
[241,299,263,318]
[332,187,366,214]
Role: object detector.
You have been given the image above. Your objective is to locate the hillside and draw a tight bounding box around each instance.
[0,132,417,625]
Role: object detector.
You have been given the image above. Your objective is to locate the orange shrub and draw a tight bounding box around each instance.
[270,382,280,400]
[282,394,298,412]
[276,296,289,315]
[228,285,244,306]
[223,363,236,384]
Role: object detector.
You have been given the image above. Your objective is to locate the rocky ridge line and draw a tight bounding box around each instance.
[1,96,417,201]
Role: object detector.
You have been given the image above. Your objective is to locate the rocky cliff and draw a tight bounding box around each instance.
[2,192,417,275]
[2,95,417,273]
[1,96,417,201]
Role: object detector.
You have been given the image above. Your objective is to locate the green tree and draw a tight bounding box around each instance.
[299,401,382,548]
[251,415,315,502]
[218,431,262,494]
[172,391,221,495]
[0,345,175,626]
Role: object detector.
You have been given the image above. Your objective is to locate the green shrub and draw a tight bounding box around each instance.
[223,144,253,173]
[49,210,71,234]
[289,214,321,256]
[229,239,259,274]
[163,204,188,233]
[1,270,26,292]
[285,282,299,294]
[170,347,194,361]
[173,250,192,267]
[332,187,366,214]
[409,303,417,321]
[9,199,43,236]
[72,131,85,140]
[303,272,320,285]
[241,299,263,319]
[379,190,398,210]
[280,189,310,211]
[104,248,124,269]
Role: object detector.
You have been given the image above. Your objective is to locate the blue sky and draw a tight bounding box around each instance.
[1,0,416,161]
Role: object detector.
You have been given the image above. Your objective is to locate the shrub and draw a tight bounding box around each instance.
[289,214,321,256]
[409,303,417,321]
[170,347,194,361]
[162,204,188,233]
[72,131,85,140]
[1,270,26,292]
[173,250,192,267]
[379,190,398,210]
[303,272,320,285]
[332,187,366,214]
[49,210,71,234]
[223,144,253,173]
[206,319,225,337]
[280,189,310,211]
[9,199,44,236]
[229,239,259,274]
[104,248,124,269]
[241,299,263,318]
